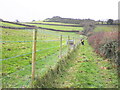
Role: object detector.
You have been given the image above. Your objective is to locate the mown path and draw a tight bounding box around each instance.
[52,40,118,88]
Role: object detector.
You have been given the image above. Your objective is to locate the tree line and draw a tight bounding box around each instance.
[43,16,120,25]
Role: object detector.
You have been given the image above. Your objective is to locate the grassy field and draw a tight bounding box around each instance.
[46,40,118,88]
[25,23,83,31]
[30,21,79,25]
[0,21,26,27]
[94,25,118,32]
[1,22,83,88]
[1,21,118,88]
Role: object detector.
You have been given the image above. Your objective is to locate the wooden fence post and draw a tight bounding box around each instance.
[60,35,62,58]
[31,29,37,84]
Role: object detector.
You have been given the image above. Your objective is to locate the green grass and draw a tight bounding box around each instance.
[2,21,118,88]
[94,25,118,32]
[2,28,61,76]
[2,28,63,74]
[51,40,118,88]
[1,26,83,88]
[2,47,68,88]
[25,24,83,31]
[0,21,26,27]
[0,21,83,31]
[30,21,80,25]
[72,41,118,88]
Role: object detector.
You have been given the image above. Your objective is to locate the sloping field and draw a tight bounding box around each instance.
[0,21,83,32]
[1,21,118,88]
[1,22,84,88]
[26,24,83,31]
[31,21,79,25]
[0,22,26,27]
[28,23,81,27]
[94,25,118,32]
[47,40,118,88]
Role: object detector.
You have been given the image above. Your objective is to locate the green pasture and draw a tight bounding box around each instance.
[0,21,26,27]
[2,21,118,88]
[51,40,118,88]
[94,25,118,32]
[25,24,83,31]
[1,25,83,88]
[0,21,83,31]
[30,21,79,25]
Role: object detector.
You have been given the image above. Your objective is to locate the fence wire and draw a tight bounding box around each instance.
[1,40,66,43]
[2,27,82,88]
[1,49,63,88]
[1,45,61,61]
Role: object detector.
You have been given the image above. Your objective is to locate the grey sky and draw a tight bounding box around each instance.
[0,0,119,22]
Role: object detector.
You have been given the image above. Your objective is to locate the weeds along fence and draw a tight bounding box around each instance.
[1,28,82,88]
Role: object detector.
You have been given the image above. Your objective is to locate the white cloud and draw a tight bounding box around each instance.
[0,0,119,22]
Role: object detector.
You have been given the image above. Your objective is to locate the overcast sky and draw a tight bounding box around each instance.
[0,0,119,22]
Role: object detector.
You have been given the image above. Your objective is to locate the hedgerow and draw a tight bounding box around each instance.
[88,31,119,66]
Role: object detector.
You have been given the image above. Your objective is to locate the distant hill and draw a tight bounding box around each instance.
[44,16,96,25]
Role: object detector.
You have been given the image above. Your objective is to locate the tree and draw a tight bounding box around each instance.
[32,20,35,22]
[16,19,19,22]
[107,19,113,25]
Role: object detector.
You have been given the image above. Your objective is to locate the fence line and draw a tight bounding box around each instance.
[1,50,60,80]
[1,46,67,81]
[1,45,61,61]
[2,27,81,88]
[1,38,80,43]
[1,52,32,61]
[1,52,60,88]
[2,28,81,39]
[1,25,80,32]
[39,30,81,38]
[1,40,66,43]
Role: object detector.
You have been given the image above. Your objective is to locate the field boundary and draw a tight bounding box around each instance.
[33,42,81,88]
[0,26,79,32]
[2,27,83,88]
[28,23,82,27]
